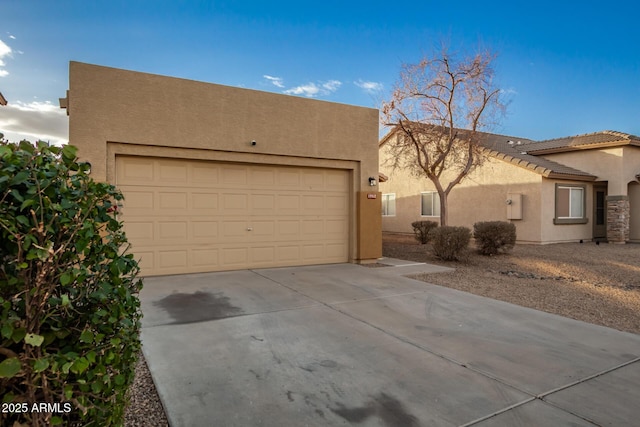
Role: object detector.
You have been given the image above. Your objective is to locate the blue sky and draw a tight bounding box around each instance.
[1,0,639,145]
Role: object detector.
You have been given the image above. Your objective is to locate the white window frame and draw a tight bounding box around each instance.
[382,193,396,216]
[420,191,441,217]
[554,184,587,224]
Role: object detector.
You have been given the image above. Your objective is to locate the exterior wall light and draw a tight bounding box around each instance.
[506,199,513,205]
[369,177,377,186]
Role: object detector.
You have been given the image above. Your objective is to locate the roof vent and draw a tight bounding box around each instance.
[507,140,515,145]
[516,141,522,145]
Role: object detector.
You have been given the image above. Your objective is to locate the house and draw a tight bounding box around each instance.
[379,126,640,244]
[60,62,381,276]
[0,91,7,106]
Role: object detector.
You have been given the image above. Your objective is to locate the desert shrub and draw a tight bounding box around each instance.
[473,221,517,255]
[0,140,142,426]
[428,226,471,261]
[411,220,438,244]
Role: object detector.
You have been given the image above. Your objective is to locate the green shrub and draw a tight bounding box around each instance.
[0,140,142,426]
[411,220,438,244]
[429,226,471,261]
[473,221,517,255]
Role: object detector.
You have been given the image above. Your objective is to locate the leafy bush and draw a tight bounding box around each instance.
[411,220,438,244]
[428,226,471,261]
[0,140,142,426]
[473,221,517,255]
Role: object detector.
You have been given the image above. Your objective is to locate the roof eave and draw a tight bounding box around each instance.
[546,172,597,182]
[527,140,631,155]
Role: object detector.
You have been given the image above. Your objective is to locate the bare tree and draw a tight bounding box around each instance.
[381,47,506,226]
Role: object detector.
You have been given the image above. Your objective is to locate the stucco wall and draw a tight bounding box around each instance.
[544,147,636,195]
[66,62,381,261]
[539,179,594,243]
[379,145,544,243]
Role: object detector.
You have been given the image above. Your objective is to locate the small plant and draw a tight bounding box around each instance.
[429,226,471,261]
[411,220,438,244]
[473,221,516,255]
[0,139,142,426]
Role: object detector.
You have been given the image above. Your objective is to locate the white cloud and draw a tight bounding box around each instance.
[500,87,518,96]
[263,75,284,88]
[0,39,12,76]
[355,79,383,93]
[285,83,320,97]
[284,79,342,98]
[322,80,342,92]
[0,101,68,146]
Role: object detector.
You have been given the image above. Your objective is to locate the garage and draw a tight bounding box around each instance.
[116,156,350,276]
[63,61,381,275]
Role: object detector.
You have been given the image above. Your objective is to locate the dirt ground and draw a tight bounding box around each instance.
[383,232,640,335]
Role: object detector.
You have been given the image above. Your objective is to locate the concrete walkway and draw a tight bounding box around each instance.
[140,259,640,426]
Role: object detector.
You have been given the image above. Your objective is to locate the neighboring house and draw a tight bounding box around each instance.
[379,127,640,244]
[60,62,381,276]
[0,91,7,106]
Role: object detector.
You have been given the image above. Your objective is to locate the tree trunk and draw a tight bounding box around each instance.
[438,190,448,226]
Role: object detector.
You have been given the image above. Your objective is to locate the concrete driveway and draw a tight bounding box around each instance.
[140,260,640,426]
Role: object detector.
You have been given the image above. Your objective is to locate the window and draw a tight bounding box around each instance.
[421,192,441,217]
[554,184,587,224]
[382,193,396,216]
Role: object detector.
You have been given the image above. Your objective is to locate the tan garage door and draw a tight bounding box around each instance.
[116,156,350,276]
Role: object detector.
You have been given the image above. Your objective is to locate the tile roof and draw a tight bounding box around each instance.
[522,130,640,154]
[380,125,640,181]
[476,131,597,181]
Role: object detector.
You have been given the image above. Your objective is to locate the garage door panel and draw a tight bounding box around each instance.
[191,192,219,211]
[191,221,218,239]
[192,248,219,267]
[250,246,276,263]
[191,164,219,185]
[158,192,188,210]
[277,220,300,237]
[250,168,275,186]
[158,161,188,184]
[221,166,248,185]
[277,246,300,261]
[251,221,275,239]
[119,188,154,210]
[222,193,248,213]
[250,194,276,213]
[222,221,249,240]
[302,244,325,261]
[278,195,300,212]
[327,243,349,259]
[117,156,349,275]
[117,159,154,182]
[158,221,188,240]
[124,221,154,241]
[222,247,249,266]
[326,194,348,212]
[158,250,188,269]
[277,169,301,187]
[302,170,324,190]
[325,170,350,188]
[326,219,347,236]
[302,195,324,211]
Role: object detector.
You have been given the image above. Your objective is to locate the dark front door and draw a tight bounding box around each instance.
[593,185,607,240]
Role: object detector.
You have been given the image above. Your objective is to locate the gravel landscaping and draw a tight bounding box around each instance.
[124,234,640,425]
[383,232,640,335]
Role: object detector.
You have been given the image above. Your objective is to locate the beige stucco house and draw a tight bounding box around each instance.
[380,127,640,244]
[60,61,381,276]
